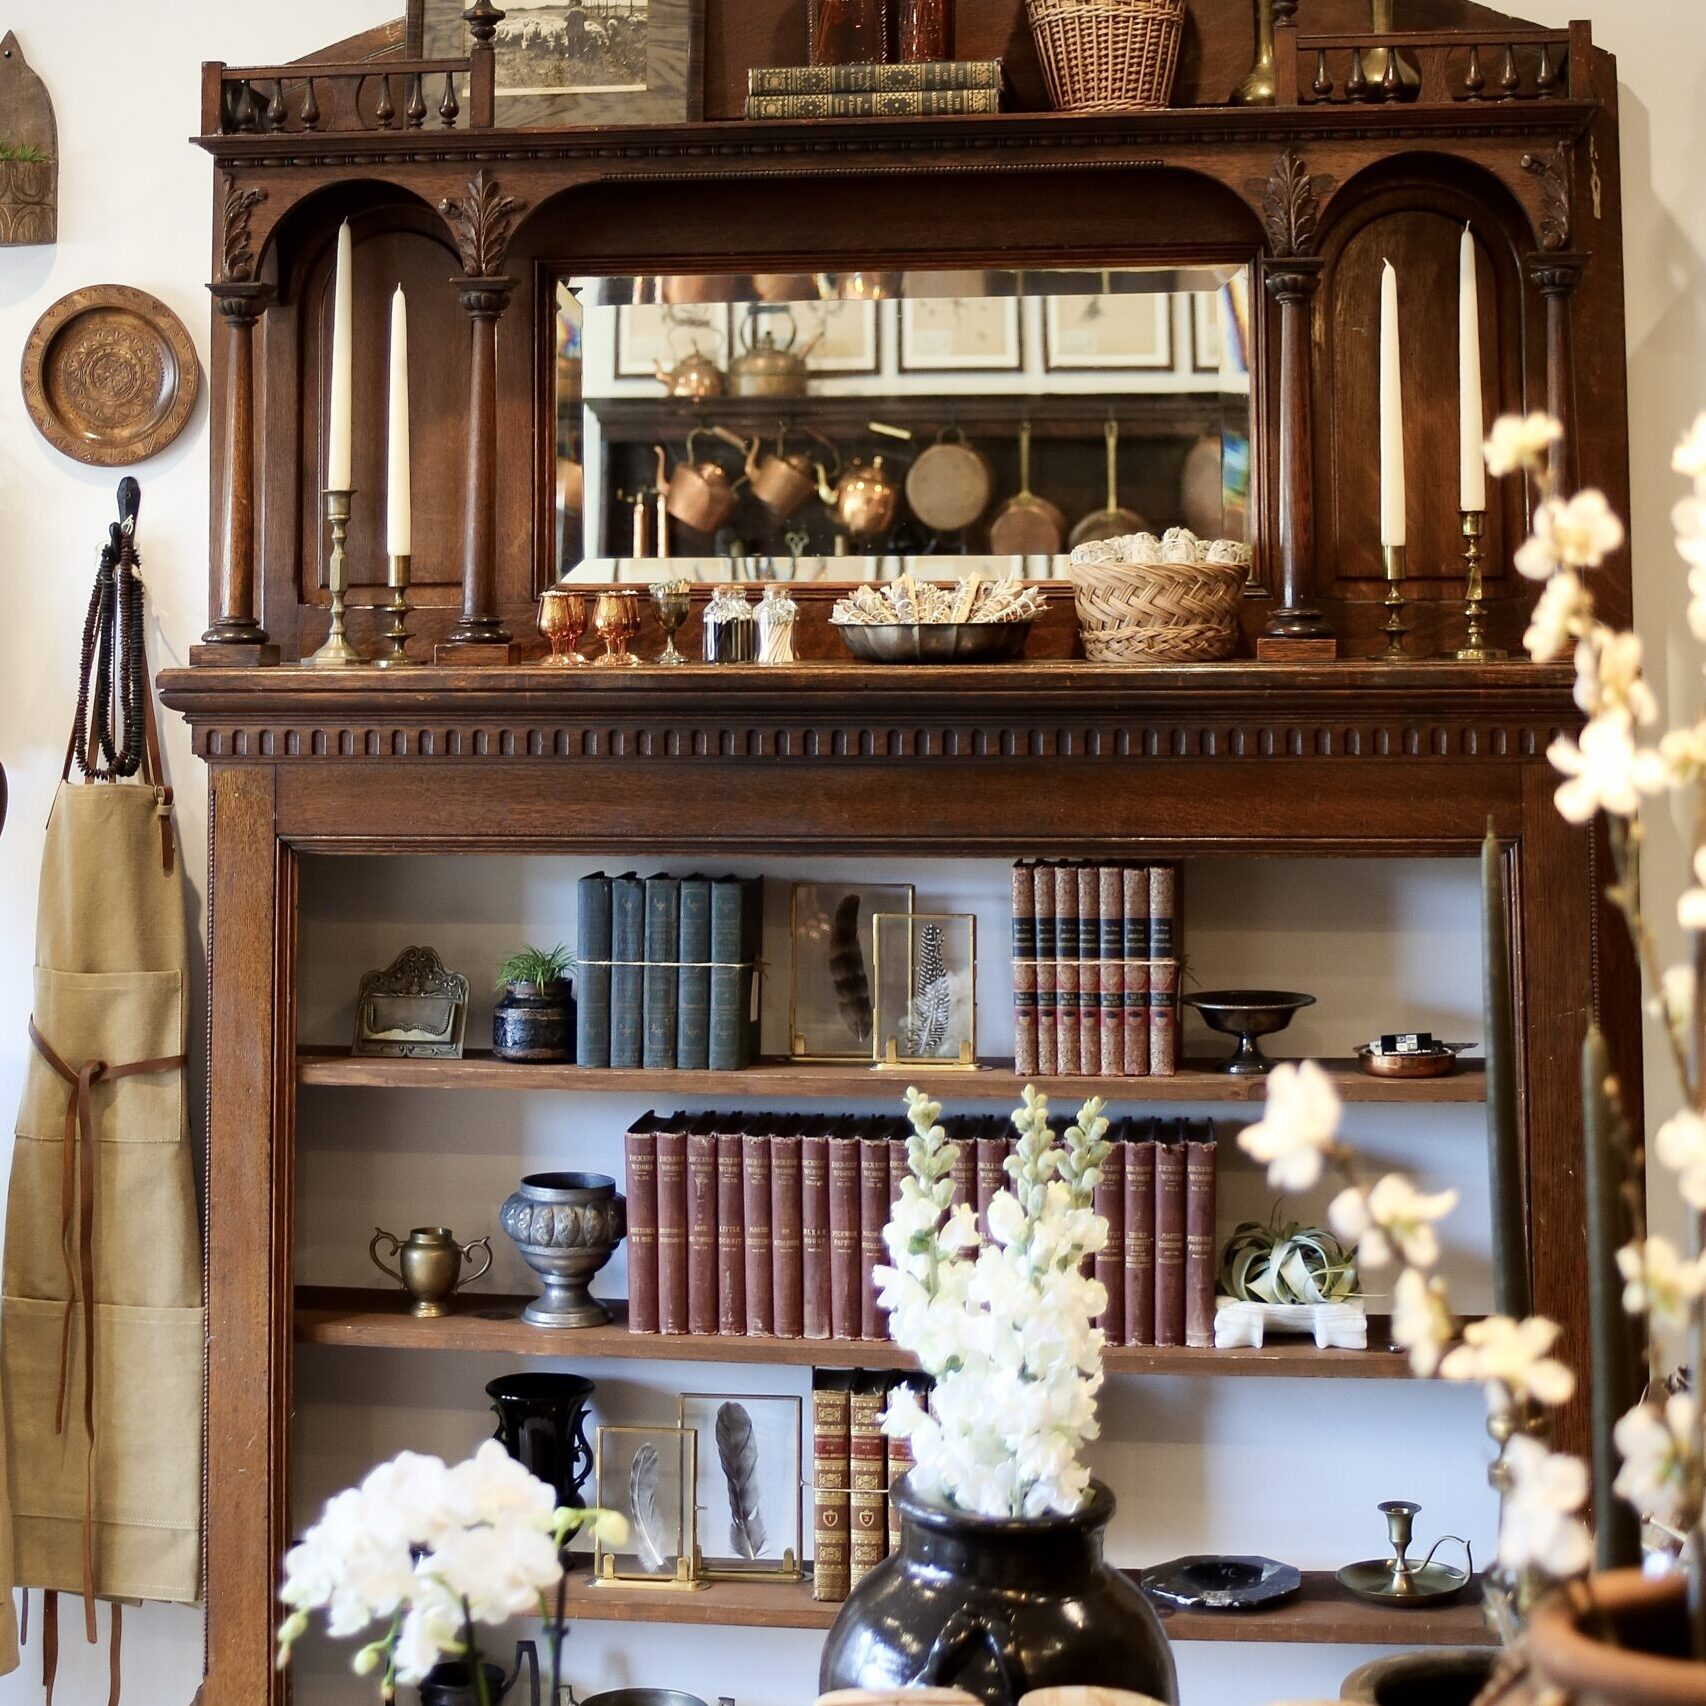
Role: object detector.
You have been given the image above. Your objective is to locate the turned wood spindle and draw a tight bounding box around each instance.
[1463,43,1485,99]
[445,277,514,648]
[466,0,503,127]
[375,73,395,128]
[265,79,286,128]
[300,75,320,128]
[1530,254,1587,494]
[1536,41,1557,97]
[1264,259,1333,647]
[1498,43,1520,99]
[440,72,460,127]
[1345,46,1368,100]
[405,74,427,128]
[1312,50,1333,101]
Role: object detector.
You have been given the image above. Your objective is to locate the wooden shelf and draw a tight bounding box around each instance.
[295,1289,1433,1379]
[297,1049,1486,1104]
[551,1566,1492,1647]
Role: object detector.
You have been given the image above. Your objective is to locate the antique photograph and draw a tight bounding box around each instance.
[678,1393,805,1578]
[615,301,730,380]
[1043,292,1172,372]
[898,296,1023,373]
[799,299,881,375]
[789,880,916,1060]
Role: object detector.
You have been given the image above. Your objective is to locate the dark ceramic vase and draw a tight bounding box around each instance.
[493,980,576,1063]
[819,1477,1178,1706]
[418,1641,539,1706]
[487,1371,595,1511]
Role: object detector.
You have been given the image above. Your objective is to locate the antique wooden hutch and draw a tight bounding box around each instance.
[159,2,1640,1699]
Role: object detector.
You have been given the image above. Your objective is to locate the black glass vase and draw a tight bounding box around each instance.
[486,1372,596,1513]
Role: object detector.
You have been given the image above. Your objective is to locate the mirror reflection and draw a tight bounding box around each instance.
[554,266,1252,584]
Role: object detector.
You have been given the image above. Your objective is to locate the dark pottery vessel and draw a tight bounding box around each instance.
[1341,1648,1495,1706]
[1512,1568,1706,1706]
[819,1476,1177,1706]
[487,1371,596,1511]
[493,979,575,1063]
[419,1641,539,1706]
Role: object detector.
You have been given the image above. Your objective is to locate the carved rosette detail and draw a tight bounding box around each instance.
[1260,149,1324,259]
[439,169,524,278]
[1520,142,1572,252]
[220,182,266,282]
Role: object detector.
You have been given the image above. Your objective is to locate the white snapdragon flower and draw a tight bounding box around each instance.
[1484,412,1562,477]
[1523,568,1587,663]
[1548,711,1663,823]
[1678,496,1706,570]
[1329,1175,1458,1271]
[1237,1060,1342,1193]
[1675,412,1706,483]
[1614,1394,1697,1529]
[1498,1435,1592,1579]
[1650,964,1696,1036]
[1655,1108,1706,1209]
[1440,1315,1575,1412]
[1679,850,1706,933]
[1660,723,1706,787]
[1391,1267,1455,1377]
[1573,628,1657,725]
[1617,1237,1706,1326]
[1515,491,1626,580]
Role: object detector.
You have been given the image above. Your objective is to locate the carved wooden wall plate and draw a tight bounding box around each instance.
[21,284,200,466]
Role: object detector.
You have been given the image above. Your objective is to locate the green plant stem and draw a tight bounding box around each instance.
[464,1601,493,1706]
[1607,817,1693,1095]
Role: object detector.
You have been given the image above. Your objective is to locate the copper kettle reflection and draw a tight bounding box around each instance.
[658,427,753,534]
[817,453,901,541]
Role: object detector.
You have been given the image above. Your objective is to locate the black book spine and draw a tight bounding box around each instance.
[677,876,712,1071]
[709,878,747,1072]
[642,875,681,1071]
[740,877,764,1068]
[575,873,612,1070]
[609,874,645,1069]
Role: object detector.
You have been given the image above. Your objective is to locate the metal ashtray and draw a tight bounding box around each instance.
[1357,1041,1472,1080]
[1141,1554,1302,1611]
[833,620,1033,664]
[1336,1500,1473,1608]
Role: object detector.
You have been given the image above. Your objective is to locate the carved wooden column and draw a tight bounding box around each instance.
[193,184,279,666]
[1257,151,1335,659]
[438,169,524,663]
[1523,144,1586,493]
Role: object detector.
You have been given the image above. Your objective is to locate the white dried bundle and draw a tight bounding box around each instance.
[831,573,1047,627]
[1069,527,1252,571]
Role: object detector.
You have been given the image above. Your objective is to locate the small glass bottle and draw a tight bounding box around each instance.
[703,585,757,664]
[899,0,951,63]
[756,584,799,666]
[811,0,891,66]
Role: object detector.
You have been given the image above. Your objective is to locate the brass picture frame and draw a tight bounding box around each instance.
[352,946,469,1059]
[788,881,915,1062]
[872,911,978,1071]
[677,1392,805,1582]
[593,1424,704,1590]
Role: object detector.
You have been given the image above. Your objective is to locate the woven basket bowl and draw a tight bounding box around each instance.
[1069,557,1246,663]
[1026,0,1185,113]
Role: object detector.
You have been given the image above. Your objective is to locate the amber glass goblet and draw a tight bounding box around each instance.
[650,579,693,666]
[593,590,643,667]
[537,588,588,667]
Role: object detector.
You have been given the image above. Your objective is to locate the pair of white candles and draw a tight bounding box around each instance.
[326,220,413,558]
[1379,225,1486,549]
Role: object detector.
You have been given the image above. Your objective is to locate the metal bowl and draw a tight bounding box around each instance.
[1184,989,1316,1075]
[833,620,1033,664]
[1141,1553,1302,1611]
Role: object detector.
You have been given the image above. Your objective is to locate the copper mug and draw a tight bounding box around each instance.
[660,427,751,534]
[370,1226,493,1319]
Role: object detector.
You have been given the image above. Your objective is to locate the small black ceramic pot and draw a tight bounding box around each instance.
[493,979,575,1063]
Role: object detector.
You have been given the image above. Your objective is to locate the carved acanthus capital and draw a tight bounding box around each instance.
[451,273,518,321]
[1259,149,1331,259]
[1527,251,1588,298]
[1521,142,1573,252]
[208,278,274,325]
[220,181,266,283]
[1264,254,1325,305]
[440,169,524,278]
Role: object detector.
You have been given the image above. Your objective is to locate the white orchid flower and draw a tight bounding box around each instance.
[1392,1267,1456,1378]
[1329,1175,1458,1270]
[1614,1394,1697,1529]
[1440,1314,1576,1412]
[1497,1435,1592,1579]
[1516,490,1626,580]
[1548,710,1664,824]
[1655,1108,1706,1209]
[1523,568,1587,663]
[1237,1060,1342,1193]
[1617,1236,1706,1326]
[1484,412,1562,477]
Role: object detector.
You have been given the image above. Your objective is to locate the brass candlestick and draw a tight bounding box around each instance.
[373,554,420,669]
[1380,543,1409,661]
[308,489,367,669]
[1453,510,1506,662]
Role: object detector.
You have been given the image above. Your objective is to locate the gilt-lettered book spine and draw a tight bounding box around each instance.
[801,1131,832,1339]
[1185,1125,1219,1350]
[739,877,765,1066]
[676,874,712,1070]
[1034,862,1059,1076]
[1092,1136,1126,1342]
[1012,861,1038,1077]
[1154,1132,1187,1346]
[886,1132,908,1323]
[949,1129,976,1222]
[1122,866,1151,1076]
[859,1136,891,1340]
[976,1133,1007,1245]
[848,1378,889,1589]
[1054,863,1081,1075]
[623,1118,659,1333]
[829,1136,862,1340]
[1124,1133,1156,1346]
[886,1409,913,1553]
[748,58,1005,95]
[1098,866,1124,1078]
[655,1125,688,1334]
[609,873,645,1070]
[575,872,612,1069]
[743,1130,775,1336]
[1149,865,1179,1076]
[686,1126,719,1336]
[745,87,1002,118]
[716,1127,747,1335]
[708,877,749,1071]
[642,874,681,1070]
[811,1372,852,1602]
[1078,863,1101,1076]
[772,1132,805,1339]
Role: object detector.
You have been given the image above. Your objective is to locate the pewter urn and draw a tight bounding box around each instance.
[499,1171,626,1328]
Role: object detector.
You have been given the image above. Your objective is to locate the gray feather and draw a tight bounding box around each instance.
[715,1401,768,1561]
[902,924,952,1056]
[629,1441,667,1573]
[829,894,874,1044]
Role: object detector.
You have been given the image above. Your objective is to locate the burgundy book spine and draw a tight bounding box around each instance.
[886,1134,908,1330]
[1149,865,1179,1077]
[1098,866,1124,1078]
[655,1128,688,1335]
[686,1129,719,1337]
[1185,1132,1219,1350]
[859,1139,891,1339]
[886,1399,914,1552]
[829,1136,862,1340]
[1077,864,1100,1076]
[950,1132,976,1223]
[975,1135,1007,1244]
[1092,1138,1126,1343]
[743,1132,775,1336]
[801,1132,832,1339]
[1123,866,1151,1077]
[1012,862,1038,1078]
[1034,863,1059,1077]
[772,1136,804,1339]
[1154,1137,1187,1346]
[624,1124,659,1334]
[1055,864,1080,1075]
[1124,1138,1156,1346]
[717,1129,747,1335]
[811,1375,851,1603]
[848,1380,889,1589]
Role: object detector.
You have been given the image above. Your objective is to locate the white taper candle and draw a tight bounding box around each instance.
[1379,258,1407,549]
[386,286,411,558]
[327,220,354,490]
[1459,224,1487,513]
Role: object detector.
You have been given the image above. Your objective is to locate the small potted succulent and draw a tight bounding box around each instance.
[493,945,575,1064]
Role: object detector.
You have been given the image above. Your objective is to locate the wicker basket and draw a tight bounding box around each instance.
[1069,556,1246,663]
[1026,0,1185,113]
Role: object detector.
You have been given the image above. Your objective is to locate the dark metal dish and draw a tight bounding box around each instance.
[1184,990,1317,1075]
[833,620,1033,664]
[1141,1554,1302,1611]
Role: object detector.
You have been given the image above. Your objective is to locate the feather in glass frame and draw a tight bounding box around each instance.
[411,0,706,128]
[677,1392,804,1580]
[872,911,977,1069]
[593,1424,703,1589]
[789,881,915,1061]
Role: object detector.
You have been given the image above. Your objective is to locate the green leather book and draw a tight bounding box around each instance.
[746,87,1001,119]
[609,873,645,1070]
[574,872,612,1069]
[676,875,712,1071]
[642,874,681,1071]
[748,59,1003,95]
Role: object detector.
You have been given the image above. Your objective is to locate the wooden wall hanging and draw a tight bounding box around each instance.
[0,31,54,245]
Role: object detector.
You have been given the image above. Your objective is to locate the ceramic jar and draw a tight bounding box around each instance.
[499,1172,626,1328]
[492,978,575,1063]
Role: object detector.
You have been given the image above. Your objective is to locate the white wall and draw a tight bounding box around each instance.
[0,4,1701,1705]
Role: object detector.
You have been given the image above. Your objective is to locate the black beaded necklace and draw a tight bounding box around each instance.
[72,479,146,781]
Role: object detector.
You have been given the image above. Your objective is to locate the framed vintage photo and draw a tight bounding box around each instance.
[678,1393,804,1580]
[1191,292,1222,374]
[798,299,881,376]
[872,911,977,1069]
[615,302,730,380]
[412,0,706,129]
[593,1424,702,1588]
[790,881,915,1061]
[1043,292,1173,372]
[898,297,1022,374]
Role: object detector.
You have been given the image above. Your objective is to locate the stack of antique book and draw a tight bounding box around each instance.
[1010,860,1183,1078]
[623,1113,1217,1349]
[574,872,762,1071]
[744,59,1005,120]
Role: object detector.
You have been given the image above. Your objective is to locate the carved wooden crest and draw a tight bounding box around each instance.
[220,182,266,282]
[0,31,56,246]
[440,169,524,277]
[1260,150,1327,258]
[1520,142,1572,251]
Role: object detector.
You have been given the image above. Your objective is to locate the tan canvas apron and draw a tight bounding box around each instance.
[1,686,204,1701]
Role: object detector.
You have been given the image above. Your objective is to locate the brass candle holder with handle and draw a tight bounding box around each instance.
[308,488,368,668]
[1453,509,1506,661]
